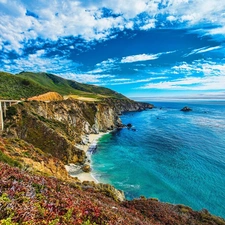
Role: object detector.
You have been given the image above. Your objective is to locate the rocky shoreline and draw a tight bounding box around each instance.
[3,98,153,182]
[65,131,108,182]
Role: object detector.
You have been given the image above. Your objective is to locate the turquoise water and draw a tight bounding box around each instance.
[91,101,225,218]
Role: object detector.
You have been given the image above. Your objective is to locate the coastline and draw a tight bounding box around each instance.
[65,132,108,182]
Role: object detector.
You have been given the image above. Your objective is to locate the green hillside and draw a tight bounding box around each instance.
[0,71,126,100]
[0,72,50,99]
[17,72,126,99]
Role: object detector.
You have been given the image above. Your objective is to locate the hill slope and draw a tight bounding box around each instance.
[1,161,224,225]
[0,72,50,99]
[17,71,126,99]
[0,71,126,100]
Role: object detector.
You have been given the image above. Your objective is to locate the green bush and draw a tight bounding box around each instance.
[0,151,21,168]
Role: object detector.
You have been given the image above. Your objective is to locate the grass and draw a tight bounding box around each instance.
[0,72,49,100]
[0,150,21,168]
[16,71,127,100]
[0,71,127,100]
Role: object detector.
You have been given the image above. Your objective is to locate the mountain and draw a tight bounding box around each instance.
[17,71,126,100]
[0,71,127,100]
[0,72,49,100]
[1,71,224,224]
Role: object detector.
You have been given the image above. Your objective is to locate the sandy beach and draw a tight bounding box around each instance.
[65,132,107,182]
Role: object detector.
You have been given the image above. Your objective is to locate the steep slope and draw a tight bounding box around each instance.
[0,72,49,99]
[3,98,152,165]
[0,71,127,100]
[27,91,64,101]
[0,136,73,181]
[17,71,127,99]
[1,162,224,225]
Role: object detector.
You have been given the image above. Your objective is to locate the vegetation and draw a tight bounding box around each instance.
[16,72,126,100]
[0,72,50,100]
[0,150,21,168]
[0,70,221,224]
[0,162,224,225]
[0,71,126,100]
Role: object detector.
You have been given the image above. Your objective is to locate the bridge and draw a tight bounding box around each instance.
[0,100,21,131]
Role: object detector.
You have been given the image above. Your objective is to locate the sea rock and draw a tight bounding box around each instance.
[82,164,91,173]
[127,123,132,128]
[181,106,192,112]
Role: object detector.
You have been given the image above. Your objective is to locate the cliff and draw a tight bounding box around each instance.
[1,97,152,189]
[0,97,152,206]
[1,71,224,224]
[4,98,152,164]
[1,95,225,224]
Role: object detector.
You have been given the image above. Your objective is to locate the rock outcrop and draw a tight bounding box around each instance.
[181,106,192,112]
[82,164,91,172]
[3,98,152,167]
[27,91,64,101]
[1,97,152,204]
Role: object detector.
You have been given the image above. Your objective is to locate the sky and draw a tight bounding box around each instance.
[1,0,225,99]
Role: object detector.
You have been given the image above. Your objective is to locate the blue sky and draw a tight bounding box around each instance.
[1,0,225,99]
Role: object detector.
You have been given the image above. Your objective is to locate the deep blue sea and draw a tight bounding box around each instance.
[91,101,225,218]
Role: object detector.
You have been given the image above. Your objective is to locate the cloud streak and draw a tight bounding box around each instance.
[121,51,175,63]
[121,54,160,63]
[185,46,222,57]
[138,60,225,91]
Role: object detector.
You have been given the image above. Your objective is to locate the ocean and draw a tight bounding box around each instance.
[91,101,225,218]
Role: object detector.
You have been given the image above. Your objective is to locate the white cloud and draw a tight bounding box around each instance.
[110,78,131,82]
[172,60,225,76]
[106,76,168,86]
[185,46,222,56]
[140,19,156,30]
[98,0,154,18]
[121,53,160,63]
[167,15,177,22]
[62,73,115,83]
[0,1,128,53]
[1,0,225,54]
[90,58,119,74]
[121,51,175,63]
[139,75,225,91]
[139,60,225,91]
[1,49,80,74]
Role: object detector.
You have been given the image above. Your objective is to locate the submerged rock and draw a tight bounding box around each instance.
[181,106,192,112]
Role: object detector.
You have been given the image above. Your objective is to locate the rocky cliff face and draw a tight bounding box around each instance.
[2,98,152,202]
[102,98,154,114]
[4,98,152,165]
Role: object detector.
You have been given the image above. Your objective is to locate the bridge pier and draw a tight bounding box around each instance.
[0,102,3,131]
[0,100,20,131]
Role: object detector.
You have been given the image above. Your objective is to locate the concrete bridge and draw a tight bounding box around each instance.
[0,100,21,131]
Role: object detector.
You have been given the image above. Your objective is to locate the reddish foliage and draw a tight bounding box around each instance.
[0,162,224,225]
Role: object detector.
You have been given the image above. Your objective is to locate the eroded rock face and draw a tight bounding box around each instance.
[4,98,153,176]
